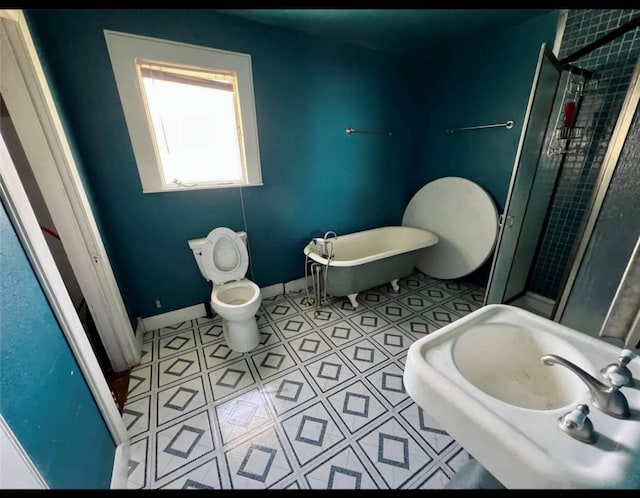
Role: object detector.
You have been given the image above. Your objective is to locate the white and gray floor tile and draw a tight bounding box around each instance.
[123,271,483,489]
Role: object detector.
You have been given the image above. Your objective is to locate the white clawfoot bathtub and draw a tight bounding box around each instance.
[303,226,439,308]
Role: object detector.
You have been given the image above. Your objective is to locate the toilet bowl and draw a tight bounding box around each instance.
[188,227,261,352]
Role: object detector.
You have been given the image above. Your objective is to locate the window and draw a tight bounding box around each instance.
[104,31,262,192]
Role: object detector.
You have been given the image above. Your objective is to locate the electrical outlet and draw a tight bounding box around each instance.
[154,299,162,309]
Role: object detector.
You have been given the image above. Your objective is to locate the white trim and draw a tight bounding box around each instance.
[284,276,309,294]
[104,29,262,193]
[0,131,129,483]
[0,415,47,489]
[553,9,569,57]
[0,12,140,372]
[142,303,207,331]
[261,282,284,300]
[142,278,308,330]
[0,9,19,22]
[110,442,130,489]
[135,317,146,351]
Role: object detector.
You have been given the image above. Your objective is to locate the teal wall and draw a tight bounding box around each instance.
[24,10,557,320]
[25,10,420,320]
[0,200,115,488]
[411,11,558,284]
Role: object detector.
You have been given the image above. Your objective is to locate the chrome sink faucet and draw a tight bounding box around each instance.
[541,354,630,419]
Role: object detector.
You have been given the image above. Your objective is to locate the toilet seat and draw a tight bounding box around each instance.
[202,227,249,285]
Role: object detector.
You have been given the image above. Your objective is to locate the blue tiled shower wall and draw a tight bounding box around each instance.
[529,9,640,299]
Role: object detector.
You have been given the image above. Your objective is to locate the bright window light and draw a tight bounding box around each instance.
[104,30,262,193]
[139,61,244,185]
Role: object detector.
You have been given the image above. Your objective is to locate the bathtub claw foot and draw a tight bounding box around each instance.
[390,279,400,292]
[347,293,359,309]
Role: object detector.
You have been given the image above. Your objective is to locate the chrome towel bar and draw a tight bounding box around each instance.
[346,127,392,136]
[446,120,515,134]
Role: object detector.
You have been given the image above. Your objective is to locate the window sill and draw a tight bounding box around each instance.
[142,182,263,194]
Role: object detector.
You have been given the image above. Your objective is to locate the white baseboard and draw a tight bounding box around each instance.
[141,278,310,330]
[142,303,207,331]
[284,276,308,294]
[134,317,145,361]
[260,283,284,300]
[110,441,129,489]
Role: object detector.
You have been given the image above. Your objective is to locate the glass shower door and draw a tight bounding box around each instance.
[485,44,564,305]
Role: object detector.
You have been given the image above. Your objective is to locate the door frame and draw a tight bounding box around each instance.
[1,133,129,487]
[0,415,47,488]
[483,43,563,305]
[0,10,141,372]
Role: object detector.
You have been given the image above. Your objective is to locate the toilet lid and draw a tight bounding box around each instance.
[402,177,499,279]
[201,227,248,285]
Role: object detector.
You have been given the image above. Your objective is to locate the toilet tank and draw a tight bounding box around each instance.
[188,231,247,282]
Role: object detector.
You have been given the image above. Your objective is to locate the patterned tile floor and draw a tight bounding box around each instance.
[124,271,486,489]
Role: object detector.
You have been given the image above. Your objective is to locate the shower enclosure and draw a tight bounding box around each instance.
[485,12,640,331]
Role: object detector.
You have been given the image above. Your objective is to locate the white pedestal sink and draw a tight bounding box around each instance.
[403,304,640,489]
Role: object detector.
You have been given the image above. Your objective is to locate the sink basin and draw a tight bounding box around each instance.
[453,322,588,410]
[403,304,640,489]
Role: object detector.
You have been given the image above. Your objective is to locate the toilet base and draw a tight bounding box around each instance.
[222,316,260,352]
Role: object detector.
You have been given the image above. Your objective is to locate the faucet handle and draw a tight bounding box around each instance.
[618,349,637,366]
[558,404,597,444]
[562,404,589,430]
[601,349,636,388]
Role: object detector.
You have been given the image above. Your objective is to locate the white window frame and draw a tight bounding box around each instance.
[104,30,263,193]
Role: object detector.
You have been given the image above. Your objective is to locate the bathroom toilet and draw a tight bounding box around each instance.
[188,227,261,352]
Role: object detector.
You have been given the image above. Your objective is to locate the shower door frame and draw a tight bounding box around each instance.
[484,43,566,306]
[553,54,640,321]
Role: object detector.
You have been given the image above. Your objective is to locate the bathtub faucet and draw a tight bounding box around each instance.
[322,231,337,258]
[311,231,337,258]
[323,231,338,243]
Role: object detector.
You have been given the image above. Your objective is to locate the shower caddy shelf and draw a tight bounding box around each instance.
[546,78,599,157]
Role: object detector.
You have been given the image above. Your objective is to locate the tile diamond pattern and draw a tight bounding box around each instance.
[208,359,256,401]
[155,411,214,481]
[357,416,433,488]
[289,331,332,362]
[399,403,454,455]
[306,352,356,392]
[216,389,273,445]
[158,350,201,388]
[198,321,224,345]
[281,401,346,466]
[272,314,315,339]
[123,396,150,438]
[328,380,386,434]
[159,330,196,358]
[341,339,389,373]
[320,320,363,347]
[124,272,476,489]
[127,437,148,489]
[225,426,293,489]
[157,376,207,426]
[304,446,380,489]
[159,457,222,489]
[251,345,296,380]
[263,369,318,416]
